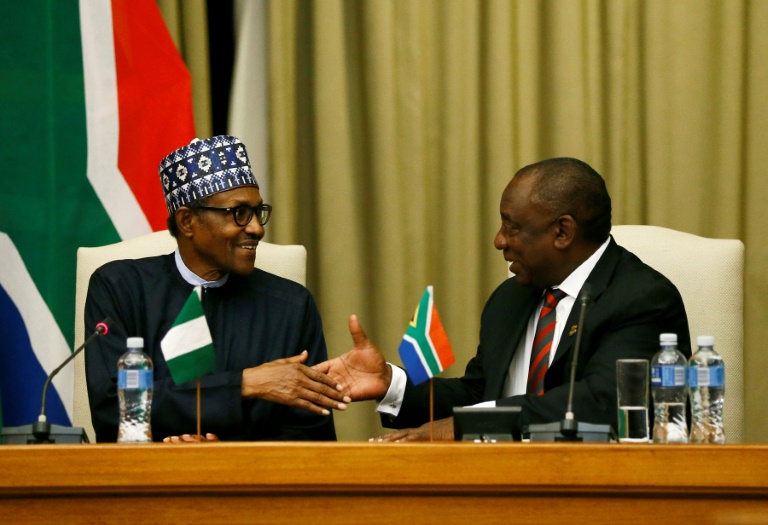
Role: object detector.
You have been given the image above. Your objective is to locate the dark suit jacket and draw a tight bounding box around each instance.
[386,237,691,433]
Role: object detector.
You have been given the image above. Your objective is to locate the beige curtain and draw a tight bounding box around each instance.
[268,0,768,442]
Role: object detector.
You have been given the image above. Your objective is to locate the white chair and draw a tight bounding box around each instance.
[611,225,744,442]
[72,230,307,443]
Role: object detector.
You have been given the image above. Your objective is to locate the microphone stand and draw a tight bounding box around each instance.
[558,286,591,441]
[2,318,112,445]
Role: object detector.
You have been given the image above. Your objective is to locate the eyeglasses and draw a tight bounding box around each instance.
[195,203,272,227]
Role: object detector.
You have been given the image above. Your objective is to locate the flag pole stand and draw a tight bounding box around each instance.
[429,378,434,442]
[196,378,201,442]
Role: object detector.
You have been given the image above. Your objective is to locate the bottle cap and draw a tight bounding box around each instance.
[126,337,144,348]
[697,335,714,347]
[659,333,677,345]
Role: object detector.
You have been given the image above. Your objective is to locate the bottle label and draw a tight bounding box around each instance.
[651,365,686,386]
[118,369,153,389]
[688,365,725,387]
[687,367,697,387]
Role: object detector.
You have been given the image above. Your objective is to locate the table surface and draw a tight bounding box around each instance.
[2,441,767,493]
[2,442,767,524]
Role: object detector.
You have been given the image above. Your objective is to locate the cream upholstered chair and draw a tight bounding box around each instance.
[611,225,745,442]
[72,230,307,443]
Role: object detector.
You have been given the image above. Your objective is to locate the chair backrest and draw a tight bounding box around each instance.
[611,225,745,442]
[72,230,307,443]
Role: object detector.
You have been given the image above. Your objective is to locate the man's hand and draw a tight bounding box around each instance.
[312,315,392,401]
[163,433,219,443]
[242,350,351,416]
[370,417,455,442]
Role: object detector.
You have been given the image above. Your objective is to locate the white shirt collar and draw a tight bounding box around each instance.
[174,249,229,288]
[554,237,610,299]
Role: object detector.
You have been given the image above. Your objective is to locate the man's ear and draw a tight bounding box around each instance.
[175,207,196,238]
[553,214,576,249]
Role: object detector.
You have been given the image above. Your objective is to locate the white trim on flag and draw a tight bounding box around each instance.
[423,287,443,371]
[402,333,431,373]
[0,233,73,419]
[161,317,214,361]
[424,285,445,372]
[79,0,152,240]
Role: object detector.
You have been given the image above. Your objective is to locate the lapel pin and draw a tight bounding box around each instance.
[569,325,578,336]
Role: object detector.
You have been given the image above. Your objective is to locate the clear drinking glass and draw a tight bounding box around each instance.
[616,359,650,443]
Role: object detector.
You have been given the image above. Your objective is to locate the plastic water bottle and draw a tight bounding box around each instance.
[651,333,688,443]
[117,337,153,443]
[688,335,726,444]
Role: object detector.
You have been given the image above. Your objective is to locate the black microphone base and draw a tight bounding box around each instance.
[526,421,614,443]
[1,424,89,445]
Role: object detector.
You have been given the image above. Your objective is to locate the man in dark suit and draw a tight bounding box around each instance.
[316,157,690,439]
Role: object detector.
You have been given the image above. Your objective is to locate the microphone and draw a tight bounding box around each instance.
[559,284,591,440]
[1,318,112,444]
[527,284,613,442]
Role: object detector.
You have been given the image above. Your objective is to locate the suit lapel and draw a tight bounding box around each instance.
[550,237,621,365]
[486,284,540,398]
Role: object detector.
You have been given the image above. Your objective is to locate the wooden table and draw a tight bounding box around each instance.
[1,442,766,524]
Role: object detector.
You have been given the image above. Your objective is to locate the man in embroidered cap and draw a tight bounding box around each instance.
[85,136,346,442]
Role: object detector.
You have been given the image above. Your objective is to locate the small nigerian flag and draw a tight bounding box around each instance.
[160,286,217,384]
[398,286,455,385]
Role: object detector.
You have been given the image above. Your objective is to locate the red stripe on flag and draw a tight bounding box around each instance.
[112,0,196,230]
[429,305,455,369]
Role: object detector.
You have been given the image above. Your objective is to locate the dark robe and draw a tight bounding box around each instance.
[85,253,335,442]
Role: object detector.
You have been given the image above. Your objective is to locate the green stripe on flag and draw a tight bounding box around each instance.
[176,288,207,325]
[161,287,217,384]
[0,0,119,348]
[166,344,217,385]
[406,290,441,375]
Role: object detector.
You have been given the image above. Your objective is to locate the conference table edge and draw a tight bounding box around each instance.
[1,442,766,498]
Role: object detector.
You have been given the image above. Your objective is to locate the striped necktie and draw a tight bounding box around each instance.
[527,288,567,395]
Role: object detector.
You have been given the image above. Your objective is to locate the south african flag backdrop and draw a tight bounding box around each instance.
[0,0,195,434]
